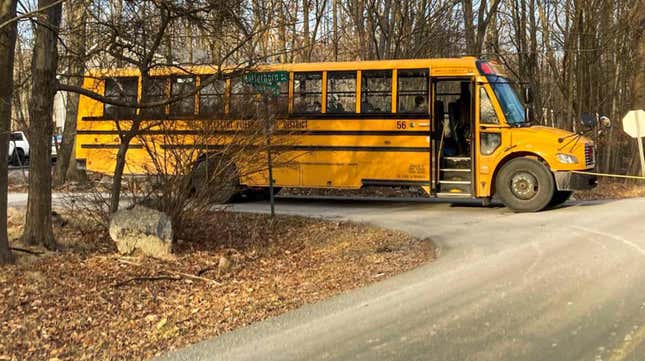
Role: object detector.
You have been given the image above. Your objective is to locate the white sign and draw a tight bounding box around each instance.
[622,109,645,138]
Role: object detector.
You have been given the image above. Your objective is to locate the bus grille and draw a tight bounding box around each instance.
[584,143,595,167]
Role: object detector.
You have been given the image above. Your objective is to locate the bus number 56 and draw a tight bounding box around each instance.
[396,121,407,129]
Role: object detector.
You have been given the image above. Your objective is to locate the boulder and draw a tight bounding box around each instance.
[109,206,174,259]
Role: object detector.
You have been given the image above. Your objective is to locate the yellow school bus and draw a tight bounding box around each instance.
[75,57,597,212]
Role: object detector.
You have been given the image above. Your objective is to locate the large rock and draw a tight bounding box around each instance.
[109,206,174,259]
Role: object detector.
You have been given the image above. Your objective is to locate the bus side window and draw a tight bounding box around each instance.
[104,77,138,119]
[170,76,196,116]
[361,70,392,113]
[480,87,499,124]
[141,77,168,118]
[229,78,257,119]
[327,71,356,114]
[293,72,322,114]
[397,69,429,114]
[199,76,226,116]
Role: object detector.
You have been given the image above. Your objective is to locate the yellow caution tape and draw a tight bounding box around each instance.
[571,170,645,180]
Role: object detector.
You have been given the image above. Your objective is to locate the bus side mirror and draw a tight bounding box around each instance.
[599,116,611,129]
[581,112,596,128]
[523,87,533,104]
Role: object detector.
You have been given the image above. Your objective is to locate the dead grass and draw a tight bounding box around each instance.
[0,210,433,361]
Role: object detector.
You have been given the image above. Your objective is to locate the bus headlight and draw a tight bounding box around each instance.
[556,153,579,164]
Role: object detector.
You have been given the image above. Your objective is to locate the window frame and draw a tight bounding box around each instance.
[479,86,499,125]
[103,76,139,119]
[198,75,227,117]
[9,132,23,141]
[229,77,259,119]
[326,71,357,114]
[360,70,393,114]
[141,76,170,118]
[169,76,196,116]
[396,68,430,114]
[292,72,323,114]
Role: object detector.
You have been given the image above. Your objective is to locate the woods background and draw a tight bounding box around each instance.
[10,0,643,174]
[0,0,644,261]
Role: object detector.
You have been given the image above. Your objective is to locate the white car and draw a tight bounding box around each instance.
[8,131,61,165]
[8,131,29,166]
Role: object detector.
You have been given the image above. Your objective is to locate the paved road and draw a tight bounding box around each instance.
[10,194,644,360]
[155,197,645,361]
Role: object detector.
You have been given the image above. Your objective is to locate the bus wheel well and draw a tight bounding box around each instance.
[490,152,549,197]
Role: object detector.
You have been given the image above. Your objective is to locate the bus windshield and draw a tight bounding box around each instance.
[488,76,526,125]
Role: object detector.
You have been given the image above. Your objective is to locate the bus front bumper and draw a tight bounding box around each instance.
[553,171,597,191]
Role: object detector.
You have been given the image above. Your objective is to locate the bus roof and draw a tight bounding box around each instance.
[85,57,482,78]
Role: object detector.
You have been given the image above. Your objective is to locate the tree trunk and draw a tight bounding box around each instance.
[23,0,62,249]
[303,0,310,61]
[630,0,644,109]
[0,0,18,264]
[109,124,139,214]
[109,140,130,213]
[54,0,87,186]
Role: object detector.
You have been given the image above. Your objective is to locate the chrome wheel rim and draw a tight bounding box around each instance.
[511,171,538,200]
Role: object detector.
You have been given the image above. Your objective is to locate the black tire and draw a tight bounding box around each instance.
[260,187,281,200]
[549,190,573,208]
[10,148,26,166]
[189,156,239,204]
[494,157,555,212]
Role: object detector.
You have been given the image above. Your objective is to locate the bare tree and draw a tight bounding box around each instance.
[22,0,63,249]
[0,0,18,264]
[462,0,501,56]
[54,0,88,186]
[630,0,644,109]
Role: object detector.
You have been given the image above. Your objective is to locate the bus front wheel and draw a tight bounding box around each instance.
[495,158,555,212]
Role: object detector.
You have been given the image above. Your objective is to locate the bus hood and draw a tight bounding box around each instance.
[509,125,594,169]
[513,125,574,139]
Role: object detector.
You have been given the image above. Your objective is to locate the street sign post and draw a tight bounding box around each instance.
[243,71,290,217]
[622,109,645,176]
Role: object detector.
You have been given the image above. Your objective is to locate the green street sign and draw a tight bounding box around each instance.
[243,71,289,95]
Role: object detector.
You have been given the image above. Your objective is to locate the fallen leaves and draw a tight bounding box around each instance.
[0,210,434,361]
[574,179,645,200]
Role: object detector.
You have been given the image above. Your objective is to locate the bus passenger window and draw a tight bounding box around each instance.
[327,72,356,114]
[104,77,138,119]
[230,79,258,119]
[141,77,168,118]
[397,69,429,113]
[170,76,195,116]
[480,87,499,124]
[199,76,225,116]
[293,72,322,113]
[361,70,392,113]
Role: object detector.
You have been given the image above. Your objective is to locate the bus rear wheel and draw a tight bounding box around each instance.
[189,157,238,204]
[495,158,555,212]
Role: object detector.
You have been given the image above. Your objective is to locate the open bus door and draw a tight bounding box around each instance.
[432,78,475,198]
